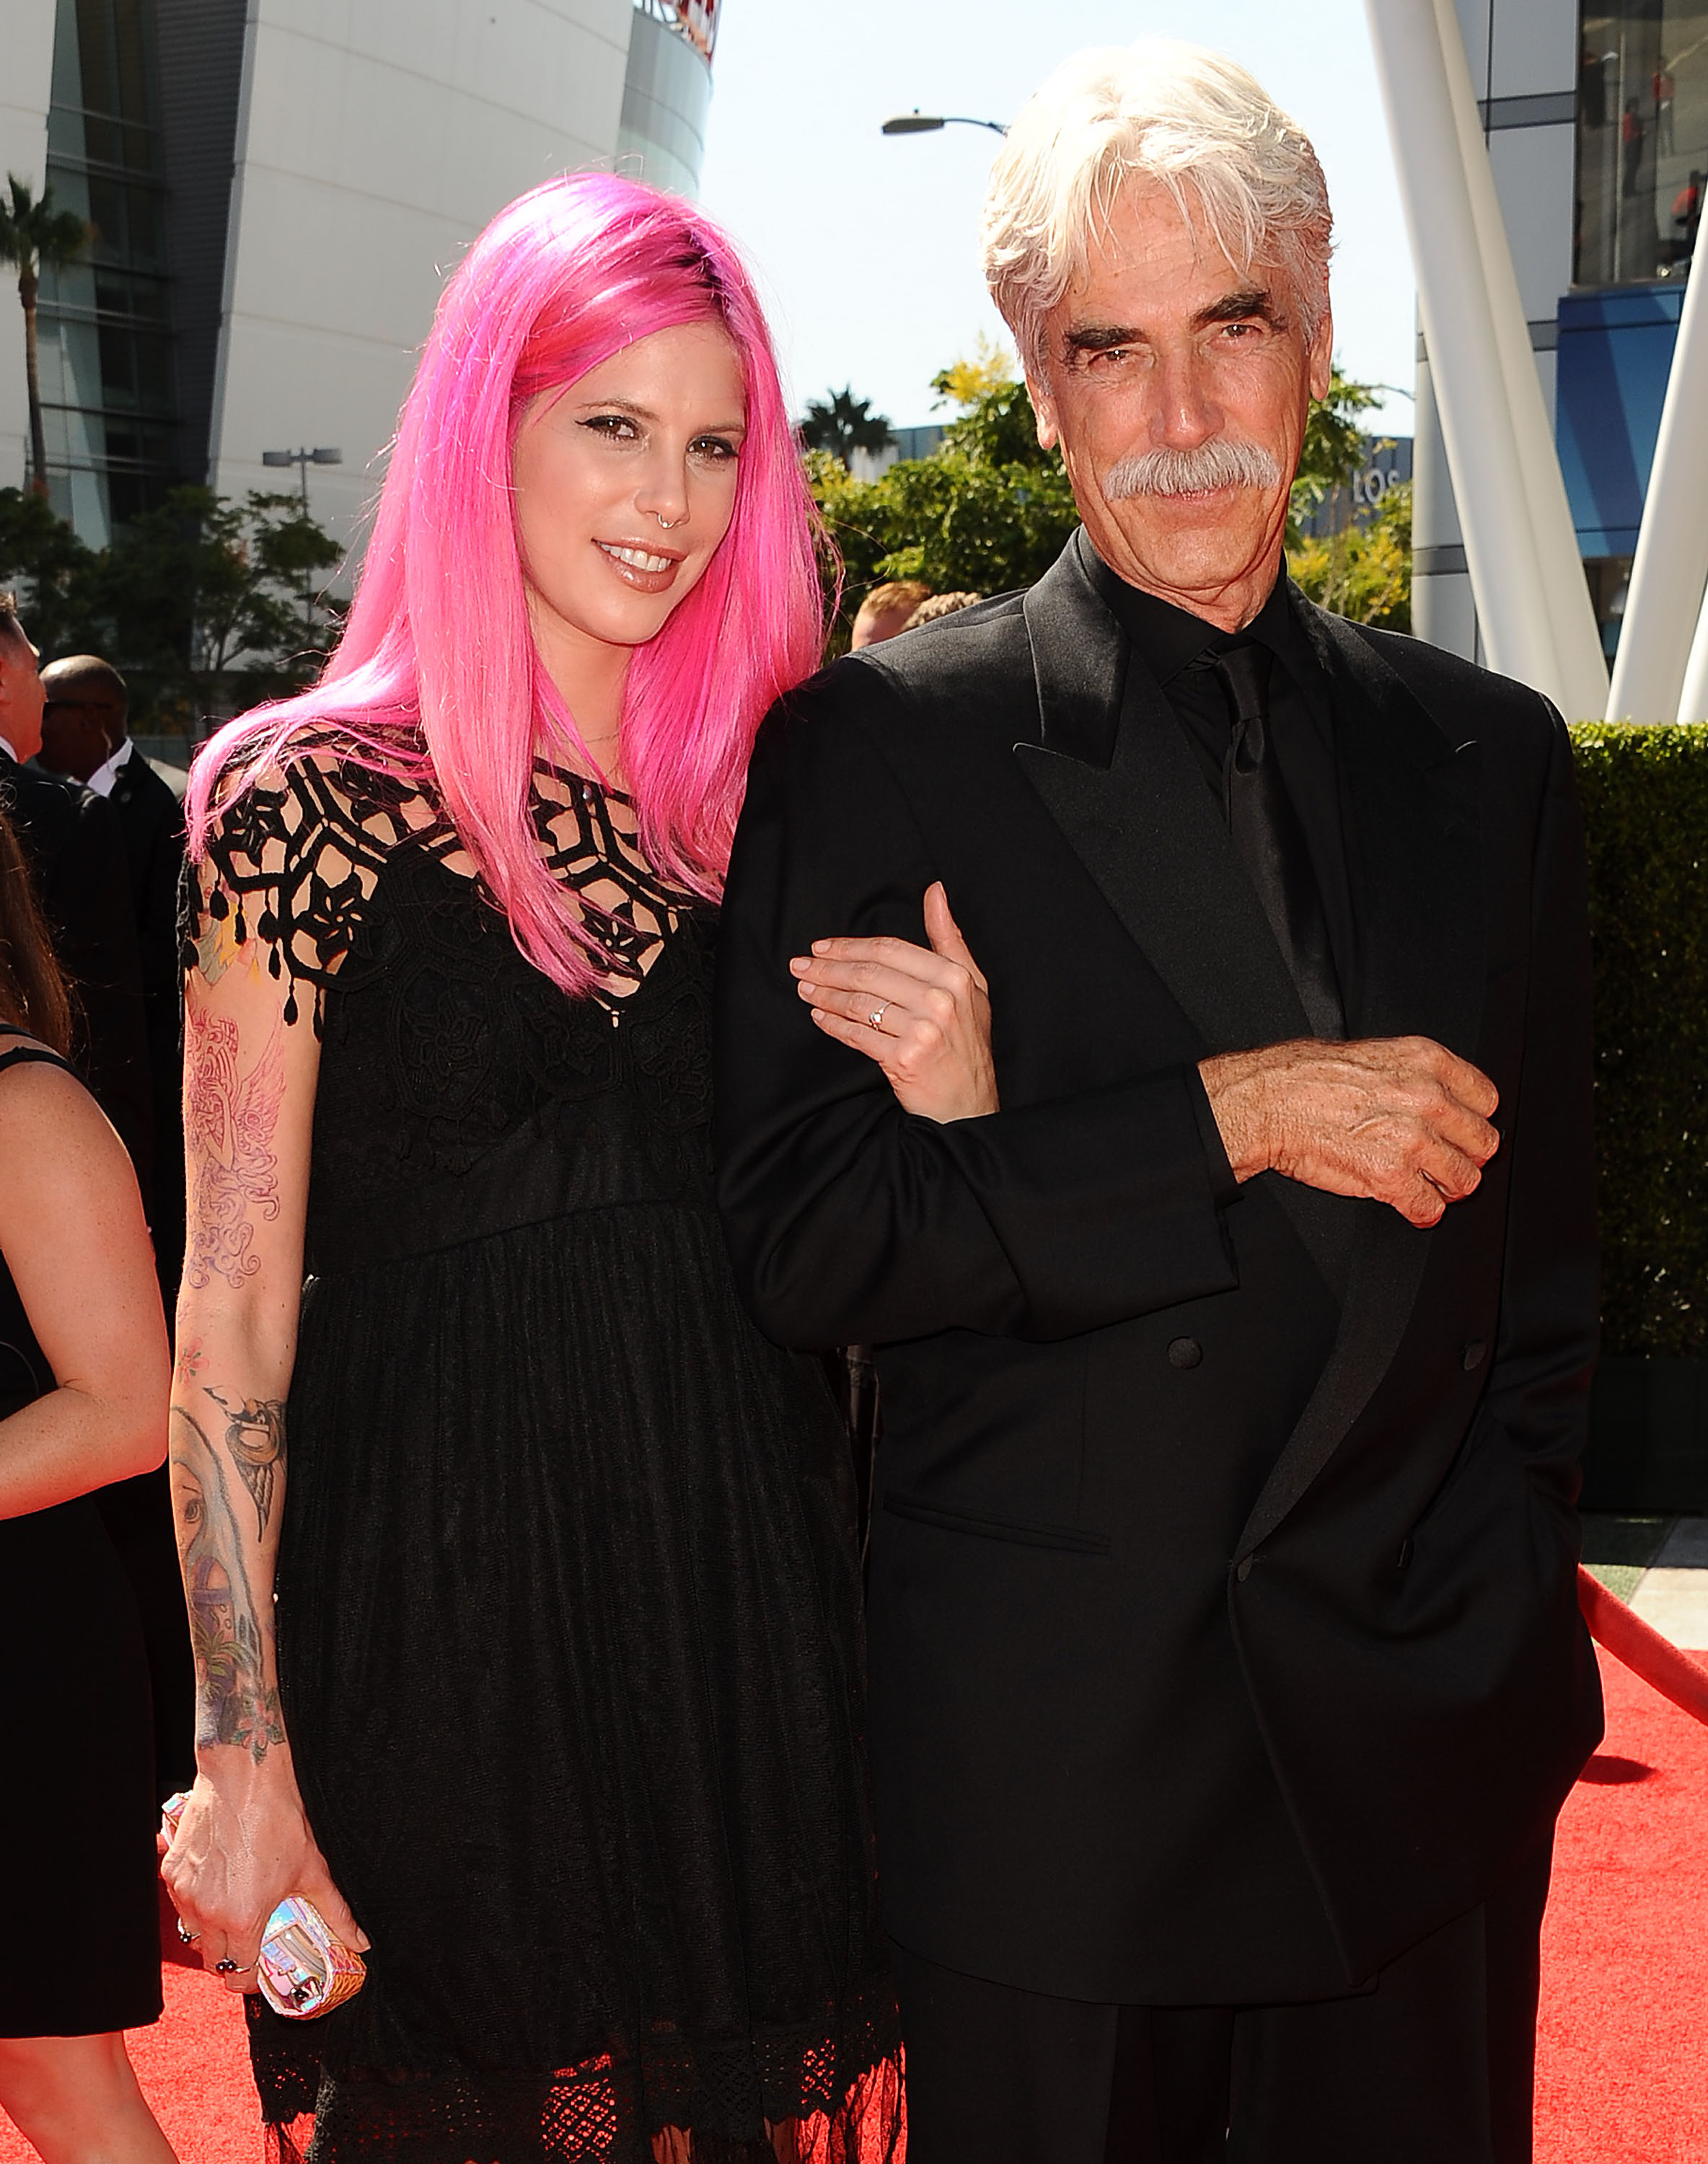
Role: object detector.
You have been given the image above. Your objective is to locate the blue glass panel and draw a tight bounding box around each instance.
[1556,286,1683,555]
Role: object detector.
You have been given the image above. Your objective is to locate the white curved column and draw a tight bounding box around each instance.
[1431,0,1608,718]
[1675,576,1708,723]
[1608,254,1708,722]
[1364,0,1608,718]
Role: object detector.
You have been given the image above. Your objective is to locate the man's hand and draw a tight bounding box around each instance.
[1199,1036,1500,1228]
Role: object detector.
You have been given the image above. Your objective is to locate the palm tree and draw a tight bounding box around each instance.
[0,175,92,497]
[800,387,894,466]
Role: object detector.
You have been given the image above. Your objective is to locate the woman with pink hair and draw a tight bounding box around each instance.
[159,175,905,2161]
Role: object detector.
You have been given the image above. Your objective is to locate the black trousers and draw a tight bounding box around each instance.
[893,1842,1553,2164]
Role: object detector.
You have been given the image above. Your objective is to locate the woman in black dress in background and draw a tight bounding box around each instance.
[160,178,934,2163]
[0,606,175,2163]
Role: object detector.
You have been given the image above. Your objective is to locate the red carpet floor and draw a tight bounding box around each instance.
[1534,1650,1708,2162]
[3,1647,1703,2162]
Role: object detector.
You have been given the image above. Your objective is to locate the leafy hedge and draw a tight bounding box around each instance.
[1571,723,1708,1355]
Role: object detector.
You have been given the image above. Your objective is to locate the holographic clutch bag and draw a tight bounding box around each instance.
[162,1793,367,2019]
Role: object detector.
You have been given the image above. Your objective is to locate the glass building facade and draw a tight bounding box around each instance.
[1576,1,1708,286]
[1554,1,1708,649]
[38,0,177,543]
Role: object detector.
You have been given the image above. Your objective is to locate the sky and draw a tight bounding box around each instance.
[695,0,1418,439]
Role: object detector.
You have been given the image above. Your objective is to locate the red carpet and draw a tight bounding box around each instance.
[1535,1650,1708,2161]
[2,1648,1703,2161]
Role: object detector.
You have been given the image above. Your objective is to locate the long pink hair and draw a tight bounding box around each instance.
[185,173,825,995]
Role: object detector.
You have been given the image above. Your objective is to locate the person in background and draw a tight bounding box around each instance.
[0,602,152,1186]
[850,579,932,648]
[36,651,193,1798]
[903,591,985,630]
[0,799,176,2163]
[1623,94,1646,196]
[38,654,188,1294]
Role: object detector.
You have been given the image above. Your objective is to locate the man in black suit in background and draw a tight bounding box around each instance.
[0,607,151,1182]
[714,40,1601,2164]
[38,653,187,1297]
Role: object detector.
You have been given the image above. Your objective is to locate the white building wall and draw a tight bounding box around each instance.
[208,0,635,576]
[0,2,57,496]
[616,6,710,198]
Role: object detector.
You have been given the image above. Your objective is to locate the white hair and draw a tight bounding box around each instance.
[982,40,1333,377]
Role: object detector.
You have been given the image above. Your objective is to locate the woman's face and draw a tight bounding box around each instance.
[512,320,748,668]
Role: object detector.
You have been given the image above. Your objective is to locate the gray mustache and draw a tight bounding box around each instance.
[1103,439,1283,498]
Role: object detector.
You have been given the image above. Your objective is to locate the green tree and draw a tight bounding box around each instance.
[0,485,340,730]
[930,333,1017,409]
[800,387,894,464]
[1286,364,1382,546]
[0,483,100,655]
[0,176,92,495]
[1287,480,1412,633]
[92,486,342,726]
[810,377,1079,646]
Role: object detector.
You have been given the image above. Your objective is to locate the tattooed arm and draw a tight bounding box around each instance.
[161,893,368,1987]
[0,1060,169,1518]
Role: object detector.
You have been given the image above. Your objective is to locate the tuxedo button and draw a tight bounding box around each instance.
[1462,1340,1487,1371]
[1236,1556,1254,1582]
[1168,1336,1203,1369]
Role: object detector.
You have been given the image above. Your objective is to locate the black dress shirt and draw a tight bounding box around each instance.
[1084,550,1360,1022]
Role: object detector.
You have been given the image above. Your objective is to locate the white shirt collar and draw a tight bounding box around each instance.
[0,734,16,765]
[84,736,135,798]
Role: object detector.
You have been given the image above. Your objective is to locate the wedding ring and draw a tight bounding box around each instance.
[869,1002,889,1030]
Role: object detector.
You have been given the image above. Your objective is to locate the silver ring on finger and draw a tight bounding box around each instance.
[869,1001,889,1031]
[176,1918,199,1945]
[214,1957,253,1976]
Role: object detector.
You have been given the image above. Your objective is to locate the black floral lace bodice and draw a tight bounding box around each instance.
[182,749,717,1275]
[180,744,902,2164]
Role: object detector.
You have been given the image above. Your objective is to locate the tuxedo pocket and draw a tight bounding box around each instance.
[882,1489,1110,1554]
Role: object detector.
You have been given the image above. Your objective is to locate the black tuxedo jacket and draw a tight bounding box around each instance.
[105,748,187,1279]
[0,751,152,1186]
[714,534,1603,2004]
[105,749,186,1016]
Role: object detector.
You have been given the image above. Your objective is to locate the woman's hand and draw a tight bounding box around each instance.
[791,882,998,1122]
[162,1762,370,1992]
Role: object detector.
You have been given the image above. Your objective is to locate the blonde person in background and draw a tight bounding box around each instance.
[903,591,985,629]
[850,580,932,648]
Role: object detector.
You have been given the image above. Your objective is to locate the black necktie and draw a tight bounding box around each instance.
[1209,644,1346,1041]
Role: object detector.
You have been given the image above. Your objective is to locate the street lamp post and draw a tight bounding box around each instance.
[261,445,342,638]
[261,444,343,516]
[881,111,1008,138]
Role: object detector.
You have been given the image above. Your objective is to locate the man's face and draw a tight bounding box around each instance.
[0,620,45,764]
[39,666,126,780]
[1027,182,1331,625]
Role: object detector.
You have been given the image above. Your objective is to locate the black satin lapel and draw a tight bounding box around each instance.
[1016,558,1309,1057]
[1016,546,1345,1283]
[1236,608,1487,1555]
[1311,607,1486,1057]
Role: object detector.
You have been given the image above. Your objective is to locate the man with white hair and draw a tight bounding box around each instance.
[716,40,1600,2162]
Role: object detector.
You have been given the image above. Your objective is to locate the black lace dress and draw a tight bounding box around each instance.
[183,753,900,2164]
